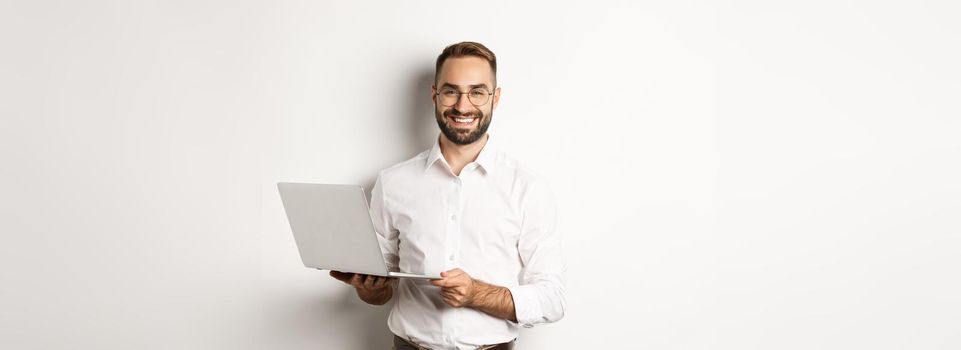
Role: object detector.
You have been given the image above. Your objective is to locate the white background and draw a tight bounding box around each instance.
[2,1,959,349]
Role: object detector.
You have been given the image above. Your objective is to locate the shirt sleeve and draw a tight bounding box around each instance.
[370,173,400,271]
[506,179,567,328]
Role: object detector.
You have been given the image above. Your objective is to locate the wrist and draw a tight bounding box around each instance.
[466,278,485,308]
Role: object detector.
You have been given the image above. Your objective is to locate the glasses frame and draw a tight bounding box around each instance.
[434,86,496,107]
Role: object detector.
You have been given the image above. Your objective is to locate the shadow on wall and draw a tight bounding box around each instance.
[266,64,438,350]
[362,64,437,202]
[336,291,394,350]
[347,64,436,347]
[267,287,395,349]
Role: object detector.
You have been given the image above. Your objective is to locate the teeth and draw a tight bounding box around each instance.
[454,118,474,123]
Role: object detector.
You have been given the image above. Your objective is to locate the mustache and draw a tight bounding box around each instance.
[444,108,482,118]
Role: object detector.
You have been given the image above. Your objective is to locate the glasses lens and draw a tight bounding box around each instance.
[439,88,459,106]
[468,88,490,105]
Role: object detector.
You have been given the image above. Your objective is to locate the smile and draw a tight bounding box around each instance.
[448,115,477,126]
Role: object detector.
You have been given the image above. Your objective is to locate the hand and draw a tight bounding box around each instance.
[429,268,476,308]
[330,270,394,291]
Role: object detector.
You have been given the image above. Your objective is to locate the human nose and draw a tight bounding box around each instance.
[454,92,474,111]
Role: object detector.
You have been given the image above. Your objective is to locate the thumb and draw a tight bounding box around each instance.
[330,270,354,283]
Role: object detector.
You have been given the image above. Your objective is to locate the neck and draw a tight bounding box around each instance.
[438,133,488,176]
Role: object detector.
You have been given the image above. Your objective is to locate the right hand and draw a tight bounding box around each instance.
[329,270,395,293]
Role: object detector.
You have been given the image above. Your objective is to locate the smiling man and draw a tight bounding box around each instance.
[330,41,566,350]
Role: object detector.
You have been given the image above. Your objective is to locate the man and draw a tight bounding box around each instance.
[330,41,566,350]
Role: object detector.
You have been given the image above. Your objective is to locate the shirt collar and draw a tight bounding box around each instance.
[424,134,497,175]
[425,137,445,172]
[473,134,497,174]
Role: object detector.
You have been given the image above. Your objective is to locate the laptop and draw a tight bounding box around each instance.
[277,182,439,279]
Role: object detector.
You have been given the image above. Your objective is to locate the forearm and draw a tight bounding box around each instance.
[357,284,394,305]
[468,280,517,322]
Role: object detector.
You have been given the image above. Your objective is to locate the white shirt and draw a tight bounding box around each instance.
[370,135,566,349]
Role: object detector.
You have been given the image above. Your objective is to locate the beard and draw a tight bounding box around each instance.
[434,106,492,145]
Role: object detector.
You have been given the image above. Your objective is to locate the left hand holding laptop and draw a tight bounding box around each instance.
[330,270,397,305]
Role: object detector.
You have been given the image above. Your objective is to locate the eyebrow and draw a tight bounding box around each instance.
[440,82,492,90]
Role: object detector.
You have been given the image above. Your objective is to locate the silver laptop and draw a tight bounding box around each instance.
[277,182,438,279]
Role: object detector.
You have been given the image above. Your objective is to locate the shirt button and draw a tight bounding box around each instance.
[449,255,455,262]
[450,214,457,221]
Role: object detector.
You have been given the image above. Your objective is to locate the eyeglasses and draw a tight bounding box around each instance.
[435,87,494,107]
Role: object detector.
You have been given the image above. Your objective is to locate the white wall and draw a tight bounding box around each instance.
[2,1,959,349]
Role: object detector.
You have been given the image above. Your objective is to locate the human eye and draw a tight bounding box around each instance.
[441,88,459,96]
[469,89,488,98]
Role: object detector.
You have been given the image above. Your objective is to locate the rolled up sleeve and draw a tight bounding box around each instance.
[507,179,567,328]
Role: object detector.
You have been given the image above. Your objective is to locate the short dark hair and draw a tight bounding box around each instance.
[435,41,497,86]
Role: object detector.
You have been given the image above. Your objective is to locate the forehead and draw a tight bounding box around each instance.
[437,56,495,87]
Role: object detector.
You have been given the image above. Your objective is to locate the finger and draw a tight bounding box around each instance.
[367,276,380,288]
[442,295,463,307]
[373,277,387,289]
[330,271,355,283]
[442,287,465,298]
[430,278,449,287]
[441,286,466,298]
[441,268,463,278]
[350,274,364,287]
[366,275,380,290]
[375,277,394,289]
[439,276,468,288]
[441,290,459,299]
[432,278,461,288]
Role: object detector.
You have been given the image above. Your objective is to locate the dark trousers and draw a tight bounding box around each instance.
[392,335,515,350]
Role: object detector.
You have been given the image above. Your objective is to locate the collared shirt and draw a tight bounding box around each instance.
[369,134,566,349]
